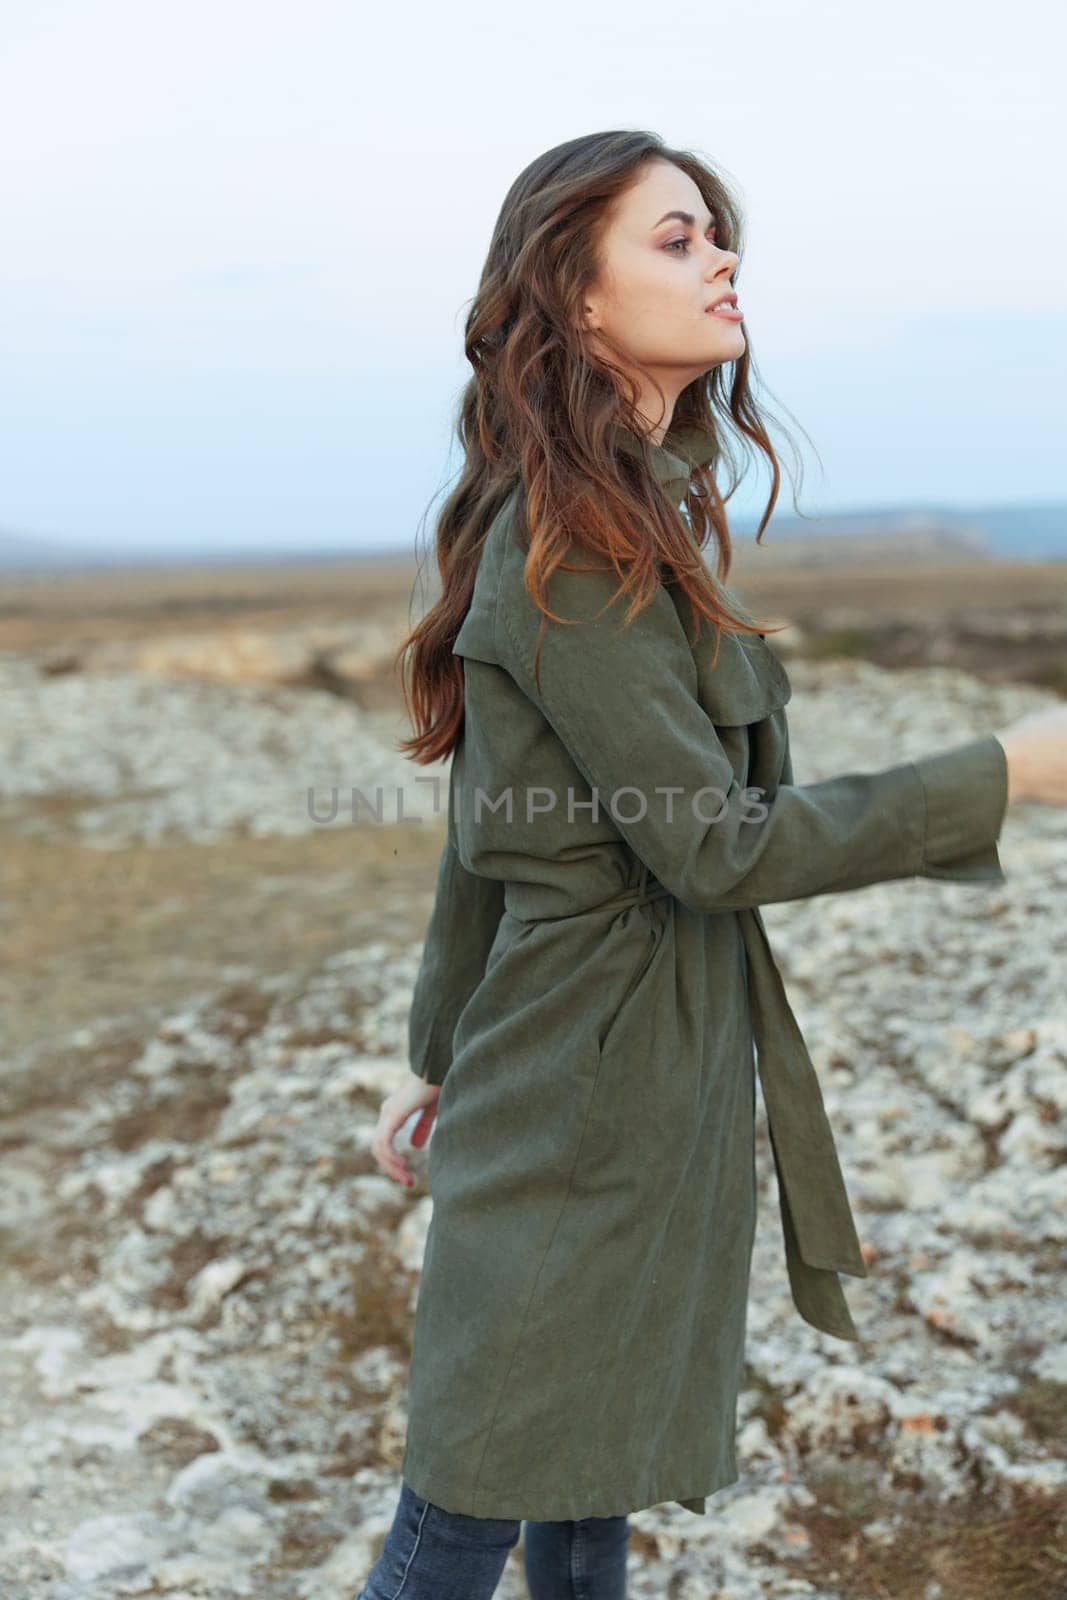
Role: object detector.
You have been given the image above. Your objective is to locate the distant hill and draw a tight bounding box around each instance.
[0,529,109,571]
[734,501,1067,562]
[1,500,1065,572]
[0,530,400,573]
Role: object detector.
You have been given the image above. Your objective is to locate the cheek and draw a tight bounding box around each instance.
[627,260,695,325]
[596,257,707,356]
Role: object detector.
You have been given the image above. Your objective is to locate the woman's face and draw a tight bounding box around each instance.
[581,159,744,427]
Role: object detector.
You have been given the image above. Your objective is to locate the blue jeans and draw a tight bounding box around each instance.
[356,1478,630,1599]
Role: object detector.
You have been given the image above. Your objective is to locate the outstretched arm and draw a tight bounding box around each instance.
[497,558,1008,913]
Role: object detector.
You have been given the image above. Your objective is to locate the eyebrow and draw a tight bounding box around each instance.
[651,209,716,232]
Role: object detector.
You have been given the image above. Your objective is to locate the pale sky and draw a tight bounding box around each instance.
[1,0,1064,554]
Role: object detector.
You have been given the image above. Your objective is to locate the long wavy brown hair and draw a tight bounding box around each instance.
[396,130,812,766]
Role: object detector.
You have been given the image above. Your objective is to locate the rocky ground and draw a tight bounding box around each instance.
[1,612,1065,1598]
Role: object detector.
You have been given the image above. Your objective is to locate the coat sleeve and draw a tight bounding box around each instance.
[408,825,507,1086]
[496,558,1009,913]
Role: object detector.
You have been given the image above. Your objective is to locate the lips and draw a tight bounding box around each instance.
[705,291,738,312]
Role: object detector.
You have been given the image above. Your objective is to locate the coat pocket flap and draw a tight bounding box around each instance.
[452,603,500,665]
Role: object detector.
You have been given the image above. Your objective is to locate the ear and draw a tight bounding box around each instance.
[578,287,602,334]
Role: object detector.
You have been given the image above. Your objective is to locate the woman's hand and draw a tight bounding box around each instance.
[995,706,1067,807]
[371,1072,441,1187]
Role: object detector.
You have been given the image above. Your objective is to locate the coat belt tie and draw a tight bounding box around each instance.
[511,867,868,1342]
[594,861,673,915]
[590,872,869,1342]
[737,905,867,1341]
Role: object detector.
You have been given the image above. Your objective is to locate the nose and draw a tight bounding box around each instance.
[705,243,740,279]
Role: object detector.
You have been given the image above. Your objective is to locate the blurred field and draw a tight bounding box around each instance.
[1,553,436,1063]
[4,545,1065,687]
[1,816,444,1064]
[732,553,1067,694]
[3,547,1064,1065]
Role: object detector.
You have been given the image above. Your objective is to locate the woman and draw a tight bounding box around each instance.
[357,131,1067,1600]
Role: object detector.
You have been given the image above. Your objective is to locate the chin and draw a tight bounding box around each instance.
[716,332,745,363]
[699,331,745,368]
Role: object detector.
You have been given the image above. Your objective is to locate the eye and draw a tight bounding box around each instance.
[664,226,717,256]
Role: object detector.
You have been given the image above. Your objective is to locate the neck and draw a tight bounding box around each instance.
[632,409,674,449]
[613,415,674,453]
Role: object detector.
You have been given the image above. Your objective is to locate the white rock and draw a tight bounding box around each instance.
[186,1256,252,1315]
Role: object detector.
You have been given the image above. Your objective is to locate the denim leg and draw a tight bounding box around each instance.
[522,1513,630,1600]
[355,1479,521,1600]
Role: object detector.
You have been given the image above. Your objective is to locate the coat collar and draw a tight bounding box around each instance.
[609,418,718,504]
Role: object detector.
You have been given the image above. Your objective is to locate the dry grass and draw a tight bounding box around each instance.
[1,815,444,1065]
[729,554,1067,614]
[769,1471,1067,1600]
[0,552,420,651]
[732,555,1067,695]
[1003,1378,1067,1451]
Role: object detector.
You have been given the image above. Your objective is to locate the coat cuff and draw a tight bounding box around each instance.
[411,1020,450,1086]
[910,735,1009,883]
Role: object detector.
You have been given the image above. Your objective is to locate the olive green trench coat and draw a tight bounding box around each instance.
[399,421,1010,1521]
